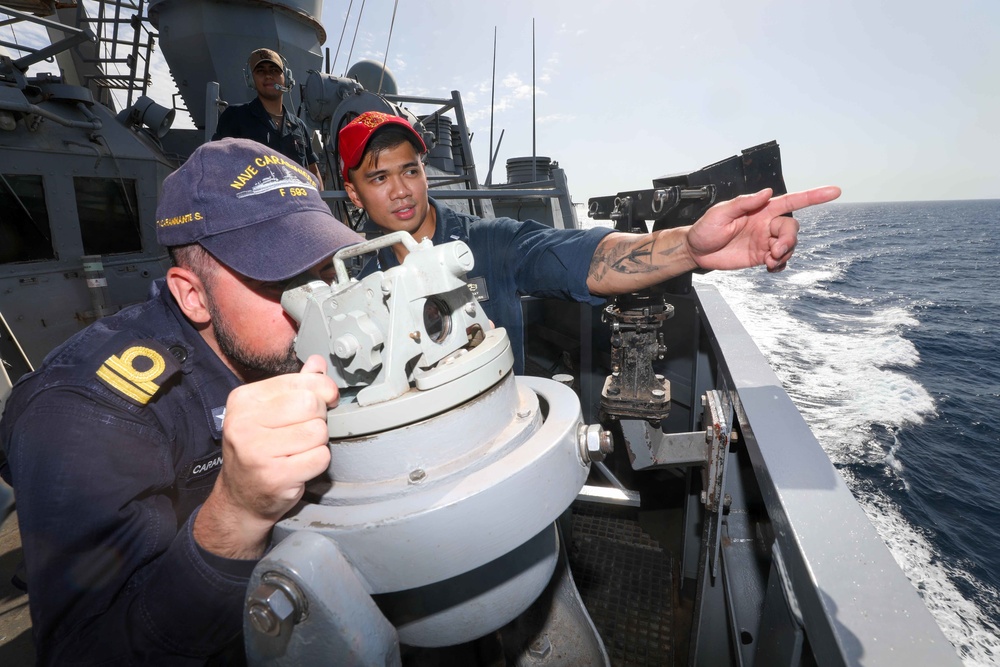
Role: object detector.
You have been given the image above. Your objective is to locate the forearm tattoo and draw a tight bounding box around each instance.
[589,235,683,282]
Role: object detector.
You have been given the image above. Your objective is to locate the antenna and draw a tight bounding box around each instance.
[486,26,498,186]
[487,129,505,186]
[344,0,368,77]
[378,0,400,93]
[532,18,536,182]
[330,0,355,75]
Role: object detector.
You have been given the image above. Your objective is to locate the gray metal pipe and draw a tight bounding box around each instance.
[0,94,102,131]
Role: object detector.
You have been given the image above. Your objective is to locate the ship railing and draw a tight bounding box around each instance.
[0,5,93,73]
[689,284,962,666]
[73,0,157,110]
[0,1,157,112]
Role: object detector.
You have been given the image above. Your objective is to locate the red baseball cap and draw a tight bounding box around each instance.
[338,111,427,183]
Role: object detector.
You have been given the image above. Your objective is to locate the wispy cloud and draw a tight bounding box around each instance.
[537,112,575,125]
[556,23,588,38]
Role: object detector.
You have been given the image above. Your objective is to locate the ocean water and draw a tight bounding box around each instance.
[698,199,1000,666]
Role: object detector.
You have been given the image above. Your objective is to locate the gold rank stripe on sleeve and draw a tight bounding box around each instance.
[95,345,171,405]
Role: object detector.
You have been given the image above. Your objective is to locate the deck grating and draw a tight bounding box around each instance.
[569,502,674,667]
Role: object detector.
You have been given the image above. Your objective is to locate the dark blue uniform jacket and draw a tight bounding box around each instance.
[212,97,318,168]
[0,280,252,665]
[359,199,615,373]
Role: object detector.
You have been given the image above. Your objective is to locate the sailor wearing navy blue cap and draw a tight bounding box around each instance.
[0,138,361,664]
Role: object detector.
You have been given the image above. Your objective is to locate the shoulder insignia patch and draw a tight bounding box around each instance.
[96,342,180,405]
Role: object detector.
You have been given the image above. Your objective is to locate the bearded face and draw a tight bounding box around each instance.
[205,287,302,382]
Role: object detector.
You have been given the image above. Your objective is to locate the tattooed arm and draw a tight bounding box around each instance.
[586,226,697,296]
[586,186,841,296]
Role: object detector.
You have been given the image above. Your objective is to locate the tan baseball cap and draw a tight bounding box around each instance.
[247,48,283,71]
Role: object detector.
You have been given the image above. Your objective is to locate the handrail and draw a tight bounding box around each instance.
[694,284,961,666]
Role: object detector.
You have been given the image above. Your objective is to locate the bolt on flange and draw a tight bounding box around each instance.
[578,423,613,463]
[246,572,308,638]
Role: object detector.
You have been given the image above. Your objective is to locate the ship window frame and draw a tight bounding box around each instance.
[73,176,143,256]
[0,173,56,264]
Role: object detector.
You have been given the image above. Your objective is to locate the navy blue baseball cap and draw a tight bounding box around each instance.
[156,138,361,281]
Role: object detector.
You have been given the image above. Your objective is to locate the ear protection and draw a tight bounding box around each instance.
[243,52,296,92]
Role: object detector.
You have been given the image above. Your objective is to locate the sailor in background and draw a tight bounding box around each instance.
[0,139,359,664]
[214,48,325,189]
[339,111,842,374]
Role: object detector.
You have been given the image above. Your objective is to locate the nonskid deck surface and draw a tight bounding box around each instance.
[569,502,674,666]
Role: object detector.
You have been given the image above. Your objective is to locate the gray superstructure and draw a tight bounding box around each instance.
[0,1,174,363]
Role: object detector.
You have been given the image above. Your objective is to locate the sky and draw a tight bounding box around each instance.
[5,0,997,206]
[307,0,999,206]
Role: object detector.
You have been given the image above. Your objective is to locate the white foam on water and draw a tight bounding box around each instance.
[884,434,907,489]
[699,270,934,466]
[843,471,1000,666]
[784,268,840,286]
[697,268,998,666]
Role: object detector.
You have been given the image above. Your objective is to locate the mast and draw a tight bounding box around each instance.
[531,17,536,182]
[486,26,497,186]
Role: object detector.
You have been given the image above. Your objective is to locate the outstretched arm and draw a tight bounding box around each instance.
[586,186,841,296]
